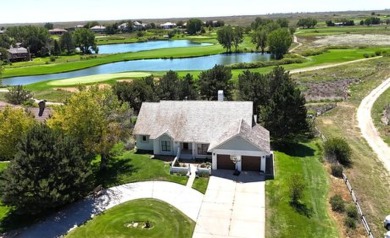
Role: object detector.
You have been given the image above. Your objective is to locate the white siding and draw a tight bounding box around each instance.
[157,134,175,156]
[214,135,262,152]
[136,135,154,151]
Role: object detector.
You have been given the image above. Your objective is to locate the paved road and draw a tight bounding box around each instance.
[357,77,390,173]
[193,171,265,238]
[14,181,203,238]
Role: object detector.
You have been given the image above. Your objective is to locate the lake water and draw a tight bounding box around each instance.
[98,40,212,54]
[2,53,271,86]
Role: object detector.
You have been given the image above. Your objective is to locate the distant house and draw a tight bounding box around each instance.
[49,28,68,35]
[133,21,146,30]
[75,24,84,29]
[118,22,128,31]
[134,92,272,173]
[90,25,106,33]
[0,30,4,34]
[160,22,176,29]
[7,46,30,62]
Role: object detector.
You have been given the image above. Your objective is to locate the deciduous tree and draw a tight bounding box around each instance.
[60,31,75,55]
[186,18,203,35]
[251,28,267,53]
[47,87,133,170]
[0,106,36,161]
[179,73,198,100]
[217,26,233,52]
[73,28,96,54]
[267,28,292,60]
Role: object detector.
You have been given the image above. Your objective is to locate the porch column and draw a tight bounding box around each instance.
[212,153,217,170]
[261,156,266,173]
[236,155,242,172]
[192,143,196,159]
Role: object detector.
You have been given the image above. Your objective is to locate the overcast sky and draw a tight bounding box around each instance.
[1,0,389,24]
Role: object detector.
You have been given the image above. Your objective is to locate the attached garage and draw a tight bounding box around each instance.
[217,154,235,170]
[242,156,261,171]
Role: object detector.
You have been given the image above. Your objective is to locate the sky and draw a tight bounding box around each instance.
[0,0,389,24]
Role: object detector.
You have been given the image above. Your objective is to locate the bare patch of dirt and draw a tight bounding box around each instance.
[301,79,358,102]
[313,34,390,47]
[55,84,111,93]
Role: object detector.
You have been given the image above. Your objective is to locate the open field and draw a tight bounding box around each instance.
[372,87,390,145]
[66,198,195,238]
[301,58,390,237]
[266,141,339,237]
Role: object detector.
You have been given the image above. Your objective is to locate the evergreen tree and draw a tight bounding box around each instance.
[260,67,309,141]
[179,73,198,100]
[156,70,180,100]
[198,65,233,100]
[0,124,93,215]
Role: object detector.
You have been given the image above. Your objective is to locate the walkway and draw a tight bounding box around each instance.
[357,77,390,173]
[15,181,204,238]
[193,171,265,238]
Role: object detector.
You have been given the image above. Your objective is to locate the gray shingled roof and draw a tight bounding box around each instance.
[134,101,270,152]
[8,47,28,54]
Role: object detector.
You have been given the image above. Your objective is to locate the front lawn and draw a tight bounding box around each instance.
[66,198,195,238]
[94,149,188,188]
[266,141,338,237]
[192,176,209,194]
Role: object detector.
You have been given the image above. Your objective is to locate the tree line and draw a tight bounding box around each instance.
[0,25,97,58]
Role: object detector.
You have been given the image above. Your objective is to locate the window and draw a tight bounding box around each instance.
[142,135,148,142]
[161,141,171,152]
[197,144,209,155]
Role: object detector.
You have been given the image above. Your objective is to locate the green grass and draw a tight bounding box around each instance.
[66,198,195,238]
[94,149,188,188]
[191,177,209,194]
[306,57,390,237]
[372,87,390,145]
[266,141,338,238]
[47,72,151,86]
[2,45,224,78]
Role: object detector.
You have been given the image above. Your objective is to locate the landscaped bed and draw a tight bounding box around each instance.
[66,198,195,238]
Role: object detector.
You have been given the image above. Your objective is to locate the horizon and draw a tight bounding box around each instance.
[0,0,389,25]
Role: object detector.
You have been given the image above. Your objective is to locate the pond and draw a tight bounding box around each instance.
[2,53,271,86]
[98,40,212,54]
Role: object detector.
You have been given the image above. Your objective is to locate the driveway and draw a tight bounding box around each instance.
[193,170,265,238]
[13,181,203,238]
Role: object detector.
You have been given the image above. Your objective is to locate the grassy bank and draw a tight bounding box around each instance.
[66,199,195,238]
[266,141,338,237]
[297,25,390,37]
[303,58,390,237]
[372,87,390,145]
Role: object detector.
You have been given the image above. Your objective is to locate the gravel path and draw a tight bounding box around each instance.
[357,77,390,173]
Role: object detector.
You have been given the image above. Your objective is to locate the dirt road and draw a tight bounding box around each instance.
[357,77,390,173]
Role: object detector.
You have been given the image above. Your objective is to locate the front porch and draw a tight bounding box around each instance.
[178,142,211,160]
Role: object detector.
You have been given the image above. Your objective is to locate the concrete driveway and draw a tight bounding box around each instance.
[193,170,265,238]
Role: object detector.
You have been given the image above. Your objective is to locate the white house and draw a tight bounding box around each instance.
[133,96,272,174]
[160,22,176,29]
[90,25,106,33]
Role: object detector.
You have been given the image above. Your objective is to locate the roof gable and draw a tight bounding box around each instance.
[133,101,254,144]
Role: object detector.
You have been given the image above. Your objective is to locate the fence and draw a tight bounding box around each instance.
[342,173,375,238]
[316,125,374,238]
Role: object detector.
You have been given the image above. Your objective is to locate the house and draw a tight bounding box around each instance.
[133,21,146,30]
[7,46,30,62]
[160,22,176,29]
[90,25,106,33]
[48,28,67,35]
[118,22,128,31]
[134,92,272,173]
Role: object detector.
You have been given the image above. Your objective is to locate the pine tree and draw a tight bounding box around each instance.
[0,124,93,214]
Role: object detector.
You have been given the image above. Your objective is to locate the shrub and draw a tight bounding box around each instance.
[375,51,382,56]
[363,53,369,58]
[50,55,56,62]
[344,216,356,229]
[323,137,352,166]
[346,204,358,219]
[5,85,33,105]
[331,164,343,178]
[330,194,345,212]
[289,174,306,204]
